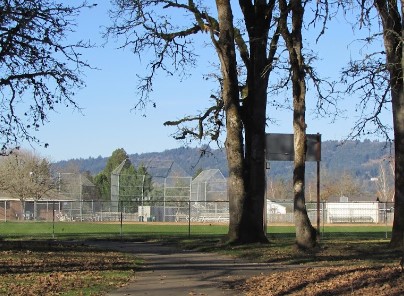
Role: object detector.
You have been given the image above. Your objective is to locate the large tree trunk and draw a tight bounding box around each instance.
[293,102,317,249]
[292,72,317,249]
[280,0,317,249]
[239,80,268,243]
[214,0,247,243]
[237,2,273,243]
[391,85,404,248]
[374,0,404,248]
[216,0,270,243]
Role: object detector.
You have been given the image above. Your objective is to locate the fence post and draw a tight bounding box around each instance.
[52,202,55,239]
[163,178,166,222]
[188,200,191,238]
[188,177,192,238]
[120,201,123,239]
[385,202,388,239]
[322,201,325,237]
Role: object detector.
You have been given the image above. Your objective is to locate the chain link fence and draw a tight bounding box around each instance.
[0,199,394,238]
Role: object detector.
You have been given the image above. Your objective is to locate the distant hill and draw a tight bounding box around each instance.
[53,140,393,180]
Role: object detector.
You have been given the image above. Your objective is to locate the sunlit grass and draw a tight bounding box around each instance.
[0,241,140,296]
[0,221,392,240]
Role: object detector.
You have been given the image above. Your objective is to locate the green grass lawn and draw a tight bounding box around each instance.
[0,223,399,296]
[0,240,141,296]
[0,221,392,240]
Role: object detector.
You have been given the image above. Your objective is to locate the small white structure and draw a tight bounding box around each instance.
[267,200,286,215]
[326,202,379,223]
[138,205,151,221]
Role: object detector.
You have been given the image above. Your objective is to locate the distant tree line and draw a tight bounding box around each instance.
[53,140,393,181]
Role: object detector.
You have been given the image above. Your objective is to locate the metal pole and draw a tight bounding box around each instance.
[317,159,320,236]
[120,203,123,239]
[385,201,388,239]
[52,202,55,239]
[188,199,191,238]
[141,175,145,221]
[163,178,166,222]
[79,174,83,221]
[264,161,269,235]
[204,182,207,207]
[322,201,325,236]
[188,177,191,237]
[316,133,321,238]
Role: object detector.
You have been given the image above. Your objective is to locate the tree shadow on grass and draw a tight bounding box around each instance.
[0,240,140,275]
[176,234,403,268]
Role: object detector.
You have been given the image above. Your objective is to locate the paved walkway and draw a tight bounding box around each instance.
[89,240,287,296]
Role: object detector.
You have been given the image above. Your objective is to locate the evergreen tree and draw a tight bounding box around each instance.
[94,148,130,201]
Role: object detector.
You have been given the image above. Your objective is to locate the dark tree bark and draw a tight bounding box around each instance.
[373,0,404,247]
[279,0,317,248]
[213,0,248,243]
[107,1,332,246]
[213,0,276,243]
[233,0,276,243]
[107,0,280,244]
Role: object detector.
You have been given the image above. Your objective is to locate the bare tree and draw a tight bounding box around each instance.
[313,169,363,201]
[267,177,293,201]
[0,0,95,152]
[340,0,404,247]
[375,158,395,202]
[106,0,280,243]
[279,0,319,248]
[106,1,334,245]
[0,150,55,219]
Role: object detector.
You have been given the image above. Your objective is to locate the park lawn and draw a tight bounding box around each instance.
[0,221,392,240]
[0,221,230,239]
[0,230,402,295]
[175,235,404,295]
[240,238,404,295]
[0,240,140,296]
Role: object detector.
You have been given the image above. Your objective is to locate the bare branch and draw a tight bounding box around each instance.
[341,48,393,139]
[0,0,94,153]
[106,1,214,108]
[164,93,225,142]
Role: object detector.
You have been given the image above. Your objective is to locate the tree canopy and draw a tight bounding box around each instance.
[94,148,152,205]
[105,0,334,246]
[0,0,94,152]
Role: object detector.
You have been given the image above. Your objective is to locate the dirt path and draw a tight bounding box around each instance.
[89,240,290,296]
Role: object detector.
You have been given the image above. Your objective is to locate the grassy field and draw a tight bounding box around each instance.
[0,221,392,239]
[0,223,402,295]
[0,240,140,296]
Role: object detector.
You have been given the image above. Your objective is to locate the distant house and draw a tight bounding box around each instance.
[0,195,74,221]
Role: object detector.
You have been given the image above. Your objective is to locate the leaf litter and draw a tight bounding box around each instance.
[0,240,139,296]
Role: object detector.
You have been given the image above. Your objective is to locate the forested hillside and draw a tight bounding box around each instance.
[53,140,393,181]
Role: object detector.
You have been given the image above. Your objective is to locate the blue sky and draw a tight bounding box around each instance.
[26,2,392,161]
